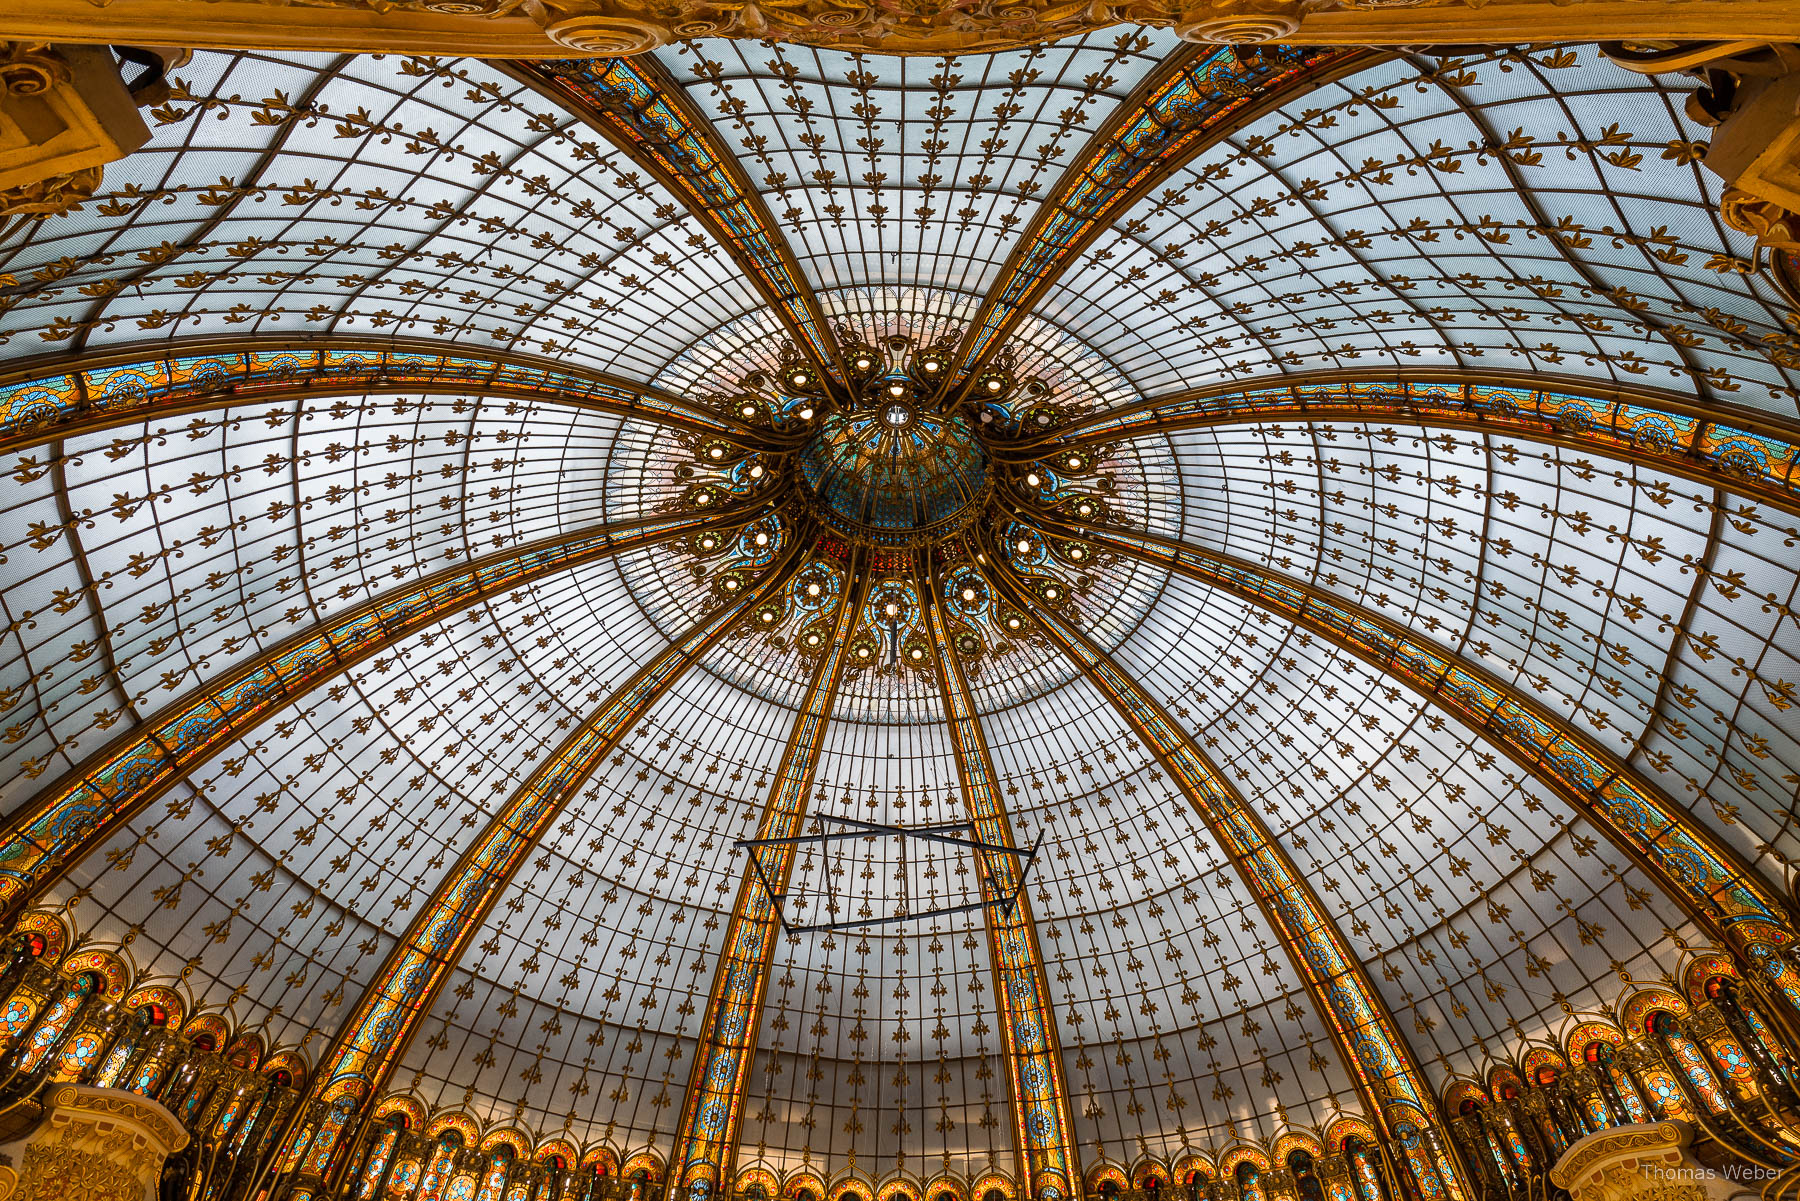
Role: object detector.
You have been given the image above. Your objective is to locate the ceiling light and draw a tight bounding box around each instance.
[799,407,815,420]
[749,465,764,479]
[1015,539,1031,553]
[961,587,976,602]
[1077,502,1094,516]
[1026,472,1041,487]
[807,583,822,597]
[754,532,769,547]
[708,446,724,459]
[909,647,924,660]
[741,404,757,418]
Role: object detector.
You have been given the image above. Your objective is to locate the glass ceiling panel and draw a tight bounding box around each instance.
[653,31,1185,337]
[1030,48,1800,413]
[0,52,767,382]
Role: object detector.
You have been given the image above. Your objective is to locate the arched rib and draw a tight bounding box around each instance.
[667,553,868,1201]
[949,46,1379,384]
[973,530,1472,1201]
[1046,516,1800,996]
[1019,371,1800,521]
[922,571,1080,1200]
[511,56,848,384]
[0,498,776,921]
[0,335,739,458]
[283,526,813,1190]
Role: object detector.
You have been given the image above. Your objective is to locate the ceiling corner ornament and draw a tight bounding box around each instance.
[0,42,153,219]
[1600,41,1800,313]
[971,536,1472,1201]
[515,54,846,381]
[0,504,770,924]
[925,584,1080,1201]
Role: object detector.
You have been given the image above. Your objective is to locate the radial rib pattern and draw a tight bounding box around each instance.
[0,336,735,457]
[924,584,1080,1200]
[515,56,846,382]
[669,557,869,1198]
[976,537,1469,1200]
[952,45,1377,381]
[0,502,772,920]
[1059,518,1800,995]
[1034,373,1800,520]
[305,530,811,1149]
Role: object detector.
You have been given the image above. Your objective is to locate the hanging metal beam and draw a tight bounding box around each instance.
[948,45,1378,385]
[1016,371,1800,521]
[1042,515,1800,1000]
[0,335,739,457]
[667,555,869,1201]
[510,56,848,385]
[922,571,1081,1201]
[284,528,813,1192]
[0,498,776,922]
[972,531,1472,1201]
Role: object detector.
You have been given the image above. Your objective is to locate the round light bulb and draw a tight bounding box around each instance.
[806,633,820,646]
[1026,472,1041,487]
[888,383,905,397]
[1006,617,1021,630]
[792,372,808,387]
[1077,503,1093,516]
[708,446,724,459]
[855,357,872,370]
[807,583,822,597]
[1070,547,1085,560]
[754,532,769,547]
[1045,586,1061,600]
[761,610,776,623]
[1016,539,1031,553]
[910,648,924,660]
[961,587,976,602]
[724,578,739,591]
[741,404,757,418]
[799,407,815,420]
[1067,456,1082,469]
[986,379,1003,392]
[749,464,764,479]
[884,602,898,618]
[699,536,716,550]
[923,359,940,372]
[857,646,871,658]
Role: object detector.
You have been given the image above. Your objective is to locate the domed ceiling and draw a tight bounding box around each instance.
[0,30,1798,1201]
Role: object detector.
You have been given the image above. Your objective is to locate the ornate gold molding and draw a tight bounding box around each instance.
[0,43,152,219]
[0,1085,187,1201]
[7,0,1800,57]
[1548,1122,1715,1201]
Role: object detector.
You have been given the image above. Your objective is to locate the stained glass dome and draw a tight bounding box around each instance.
[0,30,1797,1201]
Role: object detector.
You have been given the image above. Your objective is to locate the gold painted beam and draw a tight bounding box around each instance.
[507,56,848,385]
[922,571,1080,1201]
[1039,515,1800,1002]
[0,498,775,923]
[667,555,867,1201]
[9,3,1800,60]
[972,530,1474,1201]
[282,525,812,1192]
[1021,371,1800,523]
[0,335,740,458]
[949,45,1379,385]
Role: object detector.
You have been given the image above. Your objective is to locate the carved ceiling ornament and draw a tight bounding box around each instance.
[521,0,1388,52]
[0,1085,187,1201]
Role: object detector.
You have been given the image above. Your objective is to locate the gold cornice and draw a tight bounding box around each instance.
[8,0,1800,58]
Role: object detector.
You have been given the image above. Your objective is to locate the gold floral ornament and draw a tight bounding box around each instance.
[521,0,1348,53]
